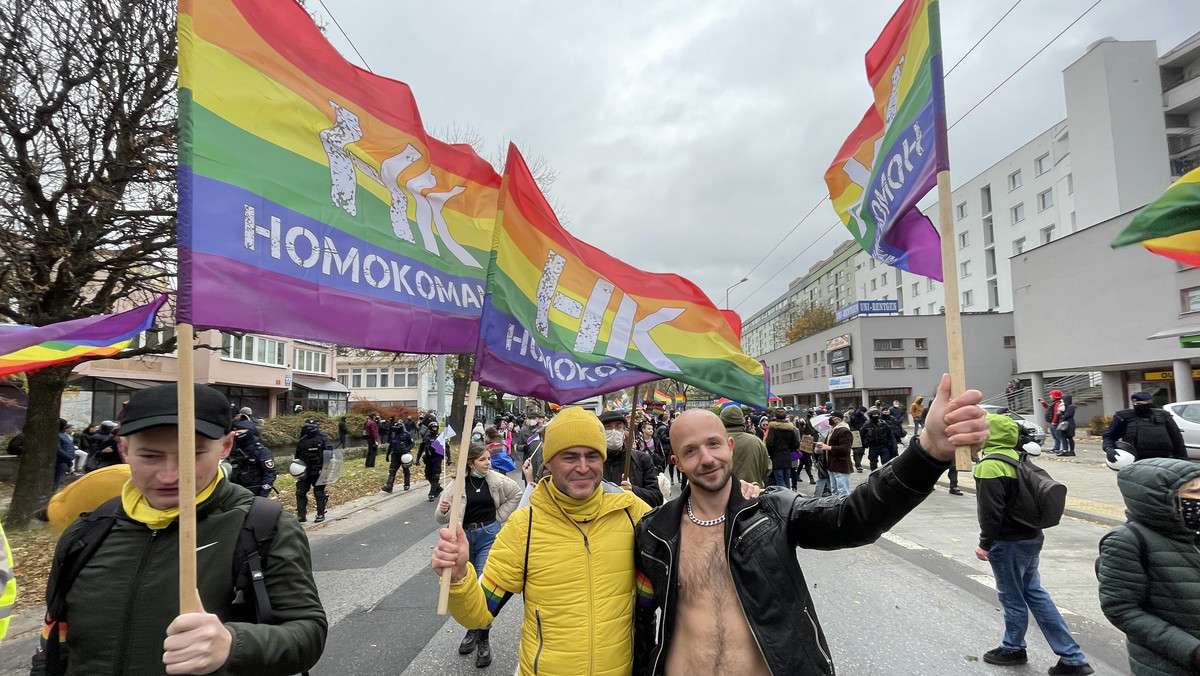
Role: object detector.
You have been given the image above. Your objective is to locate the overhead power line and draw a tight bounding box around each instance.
[317,0,373,73]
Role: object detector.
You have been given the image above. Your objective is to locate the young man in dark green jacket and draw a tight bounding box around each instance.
[34,383,327,675]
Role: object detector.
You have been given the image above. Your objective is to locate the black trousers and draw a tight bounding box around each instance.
[296,469,327,516]
[365,441,378,468]
[386,453,411,489]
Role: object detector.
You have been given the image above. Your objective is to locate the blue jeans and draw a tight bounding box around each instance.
[1049,425,1062,452]
[772,469,791,489]
[987,534,1088,666]
[465,520,501,629]
[830,472,851,496]
[813,476,829,497]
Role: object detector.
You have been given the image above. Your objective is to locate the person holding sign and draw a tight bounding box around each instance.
[32,383,326,675]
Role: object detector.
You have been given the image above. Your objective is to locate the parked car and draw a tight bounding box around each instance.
[980,405,1046,444]
[1161,401,1200,460]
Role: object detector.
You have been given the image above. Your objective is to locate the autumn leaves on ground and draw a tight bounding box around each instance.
[5,453,439,613]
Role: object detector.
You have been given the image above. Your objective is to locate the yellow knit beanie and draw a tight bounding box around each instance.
[544,406,607,463]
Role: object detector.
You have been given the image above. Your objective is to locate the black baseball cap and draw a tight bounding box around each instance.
[119,383,233,440]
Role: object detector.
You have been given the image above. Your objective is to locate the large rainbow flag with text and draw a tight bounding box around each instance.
[825,0,947,280]
[1112,167,1200,265]
[177,0,501,353]
[473,145,769,406]
[0,297,166,377]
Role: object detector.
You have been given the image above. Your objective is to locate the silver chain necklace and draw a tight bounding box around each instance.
[686,499,725,527]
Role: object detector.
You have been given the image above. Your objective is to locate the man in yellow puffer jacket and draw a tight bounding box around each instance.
[432,406,651,675]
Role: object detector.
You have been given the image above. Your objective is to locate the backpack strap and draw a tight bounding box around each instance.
[47,497,122,616]
[233,497,284,624]
[522,506,533,591]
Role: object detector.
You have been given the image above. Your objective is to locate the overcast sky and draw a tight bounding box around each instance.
[314,0,1200,320]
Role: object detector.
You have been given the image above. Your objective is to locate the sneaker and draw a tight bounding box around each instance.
[381,486,393,493]
[982,647,1027,666]
[1058,451,1076,457]
[949,488,963,496]
[314,513,326,523]
[1047,660,1094,675]
[297,514,306,523]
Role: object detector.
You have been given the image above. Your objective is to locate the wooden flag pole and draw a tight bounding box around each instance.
[934,171,972,469]
[437,380,480,615]
[622,386,638,481]
[176,323,199,614]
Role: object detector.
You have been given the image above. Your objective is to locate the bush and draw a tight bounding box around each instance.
[349,400,420,423]
[1088,415,1111,436]
[260,413,338,451]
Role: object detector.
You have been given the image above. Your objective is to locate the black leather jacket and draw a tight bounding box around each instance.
[633,439,951,675]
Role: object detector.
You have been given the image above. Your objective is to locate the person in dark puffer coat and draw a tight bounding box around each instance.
[1098,458,1200,676]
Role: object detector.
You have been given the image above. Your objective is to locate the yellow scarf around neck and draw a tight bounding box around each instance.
[122,472,223,530]
[546,478,604,523]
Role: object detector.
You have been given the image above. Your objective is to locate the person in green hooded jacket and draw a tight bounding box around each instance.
[1098,457,1200,675]
[973,414,1093,675]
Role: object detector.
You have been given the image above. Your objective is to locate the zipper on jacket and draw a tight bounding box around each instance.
[114,528,158,674]
[735,516,769,549]
[533,609,544,674]
[803,605,834,671]
[726,505,770,668]
[647,529,675,676]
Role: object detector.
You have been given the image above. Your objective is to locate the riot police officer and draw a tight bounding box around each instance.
[294,418,333,522]
[417,419,443,502]
[229,419,276,497]
[382,418,416,493]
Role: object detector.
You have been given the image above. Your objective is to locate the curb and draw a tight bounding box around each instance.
[933,479,1124,528]
[301,480,432,531]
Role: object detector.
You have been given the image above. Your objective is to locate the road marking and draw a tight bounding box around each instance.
[967,574,996,590]
[881,531,925,550]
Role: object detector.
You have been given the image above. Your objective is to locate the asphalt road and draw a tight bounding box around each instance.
[307,472,1130,676]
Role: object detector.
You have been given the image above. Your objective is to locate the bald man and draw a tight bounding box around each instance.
[633,374,990,675]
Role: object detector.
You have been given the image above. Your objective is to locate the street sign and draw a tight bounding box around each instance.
[829,375,854,390]
[836,300,900,322]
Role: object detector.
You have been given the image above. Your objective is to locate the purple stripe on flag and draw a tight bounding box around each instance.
[0,296,166,355]
[181,173,486,317]
[186,251,481,353]
[473,303,659,402]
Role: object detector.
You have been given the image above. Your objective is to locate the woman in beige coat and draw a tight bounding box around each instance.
[435,442,522,667]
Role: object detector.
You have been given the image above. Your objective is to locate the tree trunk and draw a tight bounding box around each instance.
[6,365,74,530]
[447,353,473,441]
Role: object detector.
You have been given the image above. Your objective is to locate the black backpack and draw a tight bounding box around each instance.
[859,422,880,448]
[35,496,286,675]
[980,452,1067,529]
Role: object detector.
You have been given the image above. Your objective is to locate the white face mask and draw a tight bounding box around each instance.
[605,428,625,450]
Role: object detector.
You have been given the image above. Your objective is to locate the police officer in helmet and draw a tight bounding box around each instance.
[229,419,276,497]
[295,418,333,522]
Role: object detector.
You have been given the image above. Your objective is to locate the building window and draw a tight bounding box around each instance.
[1003,336,1016,348]
[379,369,390,388]
[870,258,876,269]
[1040,225,1055,244]
[915,338,928,350]
[1183,286,1200,313]
[913,307,921,315]
[337,368,349,387]
[873,339,904,351]
[396,366,419,387]
[928,302,937,313]
[365,367,378,388]
[980,185,992,214]
[1035,153,1052,176]
[927,278,935,291]
[871,278,877,291]
[1011,203,1025,223]
[1067,173,1073,194]
[293,347,328,375]
[956,202,967,220]
[958,232,969,249]
[351,369,362,389]
[985,248,997,277]
[881,272,888,286]
[983,216,994,245]
[988,279,1000,309]
[874,357,905,370]
[912,282,920,297]
[962,289,974,307]
[1037,189,1054,211]
[915,356,929,369]
[821,365,826,377]
[129,325,178,354]
[1008,170,1022,191]
[1013,237,1026,255]
[960,260,971,278]
[221,333,286,367]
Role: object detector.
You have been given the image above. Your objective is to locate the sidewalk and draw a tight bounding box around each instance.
[934,435,1128,526]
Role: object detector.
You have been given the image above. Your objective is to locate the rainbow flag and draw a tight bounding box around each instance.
[716,398,741,410]
[1112,168,1200,264]
[177,0,501,353]
[473,145,769,406]
[652,389,671,404]
[674,392,686,408]
[0,297,166,377]
[824,0,947,280]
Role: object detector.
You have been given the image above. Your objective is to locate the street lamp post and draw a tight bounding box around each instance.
[725,277,748,310]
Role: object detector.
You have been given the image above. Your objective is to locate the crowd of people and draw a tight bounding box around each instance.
[9,378,1200,675]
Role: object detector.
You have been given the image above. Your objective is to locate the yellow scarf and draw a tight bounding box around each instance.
[545,478,604,523]
[122,473,223,530]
